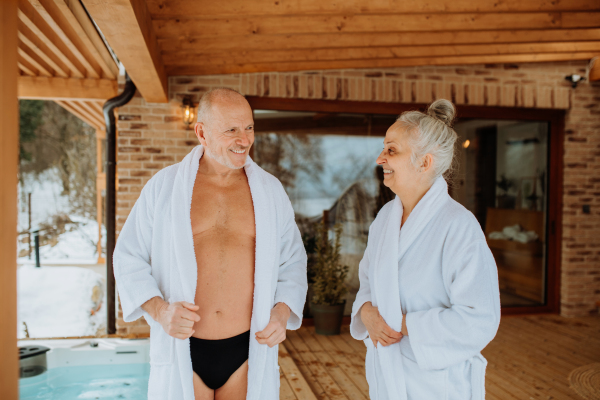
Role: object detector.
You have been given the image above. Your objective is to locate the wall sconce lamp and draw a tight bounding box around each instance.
[565,74,585,89]
[181,97,197,130]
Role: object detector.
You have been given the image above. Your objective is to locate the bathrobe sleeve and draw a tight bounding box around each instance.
[405,239,501,370]
[274,197,308,330]
[350,225,374,341]
[113,177,165,323]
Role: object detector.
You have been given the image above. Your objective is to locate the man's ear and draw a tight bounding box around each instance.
[194,122,208,146]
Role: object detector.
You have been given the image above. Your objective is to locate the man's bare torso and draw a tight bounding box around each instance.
[190,168,255,340]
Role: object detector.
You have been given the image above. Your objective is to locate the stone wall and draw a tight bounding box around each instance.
[114,61,599,336]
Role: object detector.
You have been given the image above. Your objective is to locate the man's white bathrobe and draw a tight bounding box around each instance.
[351,177,501,400]
[113,145,308,400]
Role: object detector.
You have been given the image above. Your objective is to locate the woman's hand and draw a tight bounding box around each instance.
[361,302,402,348]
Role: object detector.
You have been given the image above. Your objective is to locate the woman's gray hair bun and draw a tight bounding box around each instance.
[427,99,456,128]
[396,99,459,181]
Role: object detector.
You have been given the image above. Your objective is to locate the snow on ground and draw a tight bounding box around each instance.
[17,265,106,339]
[17,169,103,264]
[17,217,104,265]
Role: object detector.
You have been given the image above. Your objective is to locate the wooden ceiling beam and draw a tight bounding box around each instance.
[55,99,102,129]
[154,12,600,38]
[17,2,85,77]
[17,59,37,76]
[158,29,600,53]
[147,0,600,17]
[18,75,117,100]
[18,25,69,77]
[164,42,600,67]
[590,57,600,81]
[167,51,599,76]
[75,99,105,127]
[17,42,54,76]
[50,0,117,79]
[63,0,118,78]
[82,0,168,103]
[27,0,100,78]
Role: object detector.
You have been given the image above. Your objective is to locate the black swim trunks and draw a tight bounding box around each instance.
[189,330,251,390]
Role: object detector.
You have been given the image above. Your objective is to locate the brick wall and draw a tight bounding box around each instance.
[114,61,599,336]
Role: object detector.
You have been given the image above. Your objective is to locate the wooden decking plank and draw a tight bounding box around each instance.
[286,330,347,400]
[501,317,600,362]
[297,328,366,399]
[280,371,299,400]
[284,335,328,400]
[327,334,367,375]
[280,343,318,400]
[310,332,370,398]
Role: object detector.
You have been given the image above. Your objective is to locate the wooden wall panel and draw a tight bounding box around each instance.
[0,0,20,398]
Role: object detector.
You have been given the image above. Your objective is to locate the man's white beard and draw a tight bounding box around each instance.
[205,145,245,170]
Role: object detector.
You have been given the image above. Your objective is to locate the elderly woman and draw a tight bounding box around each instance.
[351,99,501,400]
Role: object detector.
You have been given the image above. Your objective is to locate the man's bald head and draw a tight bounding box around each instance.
[196,87,249,126]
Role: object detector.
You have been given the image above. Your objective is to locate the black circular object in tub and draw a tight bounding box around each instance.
[20,365,46,378]
[19,345,50,360]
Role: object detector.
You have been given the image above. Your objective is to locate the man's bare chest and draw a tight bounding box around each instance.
[190,178,256,238]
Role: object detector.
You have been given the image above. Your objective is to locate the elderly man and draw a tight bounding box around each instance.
[113,88,308,400]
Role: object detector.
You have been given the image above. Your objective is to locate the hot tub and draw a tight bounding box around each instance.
[18,338,150,400]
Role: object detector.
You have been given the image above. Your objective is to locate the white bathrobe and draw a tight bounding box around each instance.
[113,145,308,400]
[350,177,501,400]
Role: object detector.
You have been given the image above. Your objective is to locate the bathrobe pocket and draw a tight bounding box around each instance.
[149,320,174,365]
[401,354,448,400]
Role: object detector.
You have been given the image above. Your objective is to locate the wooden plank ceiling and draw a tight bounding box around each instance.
[146,0,600,76]
[82,0,600,103]
[16,0,118,130]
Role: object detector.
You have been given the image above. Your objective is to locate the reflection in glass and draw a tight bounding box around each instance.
[253,110,395,314]
[453,120,549,307]
[253,110,550,311]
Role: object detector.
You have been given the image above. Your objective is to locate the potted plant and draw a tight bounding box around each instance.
[310,221,349,335]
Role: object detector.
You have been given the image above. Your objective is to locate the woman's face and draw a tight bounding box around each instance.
[376,122,424,196]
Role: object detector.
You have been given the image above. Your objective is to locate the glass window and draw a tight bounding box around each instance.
[254,110,550,312]
[453,120,549,307]
[253,110,395,315]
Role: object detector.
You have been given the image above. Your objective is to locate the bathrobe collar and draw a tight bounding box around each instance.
[371,176,450,400]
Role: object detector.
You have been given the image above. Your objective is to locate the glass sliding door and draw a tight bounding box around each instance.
[453,120,549,307]
[250,101,556,313]
[253,110,395,315]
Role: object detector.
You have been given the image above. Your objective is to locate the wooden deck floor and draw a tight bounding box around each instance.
[278,315,600,400]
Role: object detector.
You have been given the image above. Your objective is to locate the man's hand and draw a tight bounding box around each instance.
[360,302,402,348]
[147,298,201,340]
[255,302,290,347]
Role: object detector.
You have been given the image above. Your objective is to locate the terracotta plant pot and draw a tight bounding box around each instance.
[311,300,346,336]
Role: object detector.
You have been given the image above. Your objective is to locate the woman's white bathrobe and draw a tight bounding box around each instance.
[113,145,308,400]
[350,177,501,400]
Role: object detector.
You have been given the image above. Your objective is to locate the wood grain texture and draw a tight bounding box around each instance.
[147,0,600,18]
[284,317,600,399]
[82,0,168,103]
[18,75,117,100]
[0,1,20,399]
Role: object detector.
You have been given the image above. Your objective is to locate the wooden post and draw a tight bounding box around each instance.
[0,0,20,398]
[28,192,32,259]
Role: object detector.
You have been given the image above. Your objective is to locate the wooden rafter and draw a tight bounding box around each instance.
[55,99,105,130]
[82,0,168,103]
[590,57,600,81]
[18,75,117,100]
[146,0,600,16]
[168,52,600,76]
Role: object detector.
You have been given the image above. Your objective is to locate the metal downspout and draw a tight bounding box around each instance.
[103,74,136,335]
